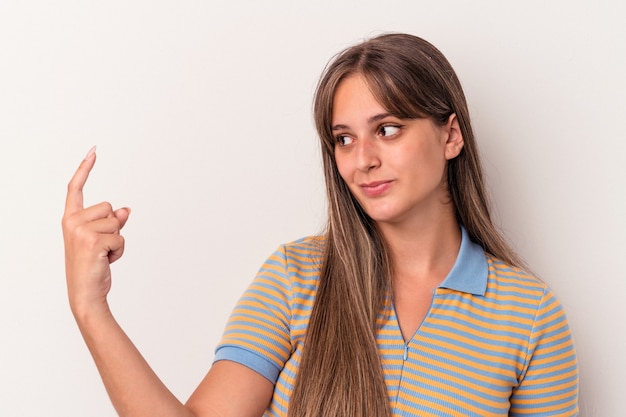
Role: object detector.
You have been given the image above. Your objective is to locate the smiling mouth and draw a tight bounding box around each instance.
[360,180,393,197]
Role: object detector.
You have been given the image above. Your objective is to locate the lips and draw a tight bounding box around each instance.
[360,180,393,197]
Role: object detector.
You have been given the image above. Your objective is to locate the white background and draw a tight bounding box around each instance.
[1,1,624,416]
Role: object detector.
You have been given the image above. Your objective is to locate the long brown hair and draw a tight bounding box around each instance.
[289,33,524,417]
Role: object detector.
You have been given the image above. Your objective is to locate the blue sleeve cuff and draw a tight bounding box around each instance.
[213,345,282,383]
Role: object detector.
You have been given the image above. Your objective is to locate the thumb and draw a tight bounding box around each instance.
[114,207,131,230]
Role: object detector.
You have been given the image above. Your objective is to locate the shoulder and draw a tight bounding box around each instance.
[256,236,325,289]
[257,236,324,269]
[282,235,325,256]
[484,254,565,316]
[275,235,325,267]
[484,255,548,307]
[482,255,574,357]
[485,255,547,293]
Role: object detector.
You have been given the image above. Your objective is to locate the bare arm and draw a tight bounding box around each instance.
[62,148,273,417]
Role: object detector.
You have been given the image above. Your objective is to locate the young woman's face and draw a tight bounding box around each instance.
[331,74,463,228]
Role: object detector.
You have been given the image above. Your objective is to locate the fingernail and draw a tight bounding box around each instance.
[84,146,97,161]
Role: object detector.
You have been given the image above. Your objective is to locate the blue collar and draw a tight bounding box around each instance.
[438,227,488,296]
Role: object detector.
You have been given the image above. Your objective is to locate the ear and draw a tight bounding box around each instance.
[443,113,464,160]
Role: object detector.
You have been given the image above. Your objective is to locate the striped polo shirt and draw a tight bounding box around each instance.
[215,228,579,416]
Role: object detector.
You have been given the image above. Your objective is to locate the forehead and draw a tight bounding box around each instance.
[332,74,387,124]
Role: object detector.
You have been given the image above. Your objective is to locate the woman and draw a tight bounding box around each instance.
[62,33,578,417]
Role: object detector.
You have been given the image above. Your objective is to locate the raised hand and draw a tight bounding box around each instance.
[60,149,276,417]
[62,147,130,317]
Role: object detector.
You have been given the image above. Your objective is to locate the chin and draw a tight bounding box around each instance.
[362,209,402,224]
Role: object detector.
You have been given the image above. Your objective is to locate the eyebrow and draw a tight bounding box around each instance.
[331,112,394,131]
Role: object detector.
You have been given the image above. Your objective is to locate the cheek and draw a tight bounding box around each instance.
[334,154,352,182]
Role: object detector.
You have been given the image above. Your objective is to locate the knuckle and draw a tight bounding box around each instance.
[99,201,113,213]
[74,224,96,244]
[61,213,78,230]
[67,177,83,194]
[107,217,122,234]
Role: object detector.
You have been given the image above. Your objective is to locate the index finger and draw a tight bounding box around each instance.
[64,146,97,215]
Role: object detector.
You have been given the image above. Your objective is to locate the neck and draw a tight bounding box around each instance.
[378,211,461,286]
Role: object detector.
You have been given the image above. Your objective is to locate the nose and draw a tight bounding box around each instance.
[355,136,381,172]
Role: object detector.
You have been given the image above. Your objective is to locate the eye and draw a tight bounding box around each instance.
[335,135,355,147]
[379,125,401,137]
